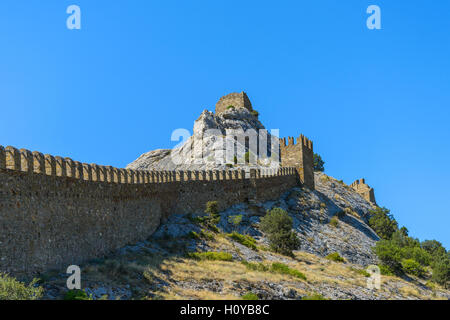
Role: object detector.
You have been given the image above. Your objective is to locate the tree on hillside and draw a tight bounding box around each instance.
[313,153,325,172]
[260,208,299,256]
[368,207,398,240]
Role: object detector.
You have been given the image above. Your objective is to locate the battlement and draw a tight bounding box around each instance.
[279,134,313,150]
[278,134,315,189]
[215,92,254,114]
[350,178,377,205]
[0,145,297,184]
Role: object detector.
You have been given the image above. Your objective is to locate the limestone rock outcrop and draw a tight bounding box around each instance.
[127,107,278,171]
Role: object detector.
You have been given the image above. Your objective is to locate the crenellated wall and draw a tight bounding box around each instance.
[350,178,377,205]
[279,134,315,190]
[0,145,299,276]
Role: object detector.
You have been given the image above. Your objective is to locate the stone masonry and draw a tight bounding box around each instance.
[350,179,376,205]
[0,145,298,276]
[215,92,254,114]
[279,135,315,189]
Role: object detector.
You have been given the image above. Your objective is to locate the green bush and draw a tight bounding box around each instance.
[270,263,306,280]
[260,208,300,256]
[203,201,221,230]
[373,240,403,274]
[378,264,395,276]
[401,259,426,277]
[313,153,325,172]
[226,105,235,110]
[431,256,449,287]
[329,216,339,228]
[227,232,257,250]
[188,251,233,262]
[251,110,259,118]
[242,292,259,300]
[205,201,219,216]
[64,289,92,300]
[368,207,398,240]
[421,240,447,260]
[241,260,269,272]
[188,230,214,241]
[0,273,43,300]
[228,215,243,230]
[326,252,345,263]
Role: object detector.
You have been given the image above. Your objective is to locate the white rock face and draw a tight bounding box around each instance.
[127,108,280,171]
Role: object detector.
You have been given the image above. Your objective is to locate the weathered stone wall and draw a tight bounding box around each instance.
[279,135,315,189]
[215,92,253,114]
[350,179,376,205]
[0,145,298,276]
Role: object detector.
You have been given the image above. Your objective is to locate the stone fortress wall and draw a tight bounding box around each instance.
[0,145,299,275]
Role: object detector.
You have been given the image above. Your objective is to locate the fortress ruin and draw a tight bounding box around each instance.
[0,93,375,276]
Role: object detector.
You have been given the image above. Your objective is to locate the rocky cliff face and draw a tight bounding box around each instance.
[126,108,278,171]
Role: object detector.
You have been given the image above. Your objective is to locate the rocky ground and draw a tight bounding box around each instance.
[38,173,450,300]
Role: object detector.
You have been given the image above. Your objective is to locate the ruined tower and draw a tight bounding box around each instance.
[215,92,254,114]
[350,179,377,205]
[279,135,315,190]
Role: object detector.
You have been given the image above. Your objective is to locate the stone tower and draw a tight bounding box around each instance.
[279,135,315,190]
[215,92,254,114]
[350,179,377,205]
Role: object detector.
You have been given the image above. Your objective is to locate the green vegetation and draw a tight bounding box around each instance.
[349,267,371,277]
[368,207,398,240]
[0,273,43,300]
[64,289,92,300]
[313,153,325,172]
[302,293,327,300]
[242,292,259,300]
[188,251,233,262]
[241,260,269,272]
[270,263,307,280]
[251,110,259,118]
[202,201,221,231]
[226,105,235,110]
[228,215,243,230]
[329,216,339,228]
[188,229,214,241]
[241,260,306,280]
[260,208,300,256]
[227,232,257,250]
[401,259,426,277]
[326,252,345,263]
[369,207,449,285]
[431,256,449,287]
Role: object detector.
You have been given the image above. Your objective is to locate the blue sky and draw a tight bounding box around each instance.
[0,1,449,247]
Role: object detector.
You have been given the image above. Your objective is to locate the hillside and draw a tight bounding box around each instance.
[37,172,449,300]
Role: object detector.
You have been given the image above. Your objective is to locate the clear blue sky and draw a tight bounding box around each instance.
[0,1,449,247]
